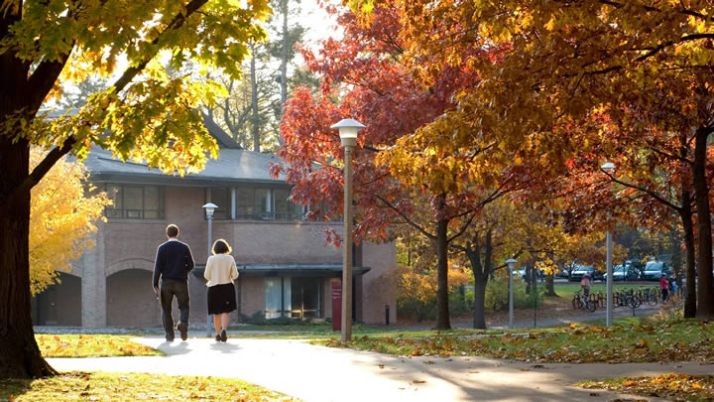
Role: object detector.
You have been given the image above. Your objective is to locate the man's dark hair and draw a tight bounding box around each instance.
[166,224,180,238]
[212,239,232,255]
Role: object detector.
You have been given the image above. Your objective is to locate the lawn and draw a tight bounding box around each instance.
[0,372,296,401]
[579,374,714,402]
[36,334,161,358]
[324,315,714,363]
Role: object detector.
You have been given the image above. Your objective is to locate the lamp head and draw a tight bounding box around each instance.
[331,118,365,147]
[202,202,218,219]
[505,258,517,269]
[601,161,615,173]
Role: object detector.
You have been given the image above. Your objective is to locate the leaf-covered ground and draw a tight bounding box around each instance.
[326,317,714,363]
[579,374,714,402]
[0,372,296,402]
[36,334,162,358]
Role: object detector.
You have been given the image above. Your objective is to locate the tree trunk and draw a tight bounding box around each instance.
[464,235,489,329]
[0,139,56,379]
[472,279,487,329]
[250,44,260,152]
[544,274,556,297]
[693,127,714,319]
[435,194,451,330]
[279,0,288,110]
[679,192,697,318]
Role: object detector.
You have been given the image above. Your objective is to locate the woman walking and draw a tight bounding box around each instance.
[204,239,239,342]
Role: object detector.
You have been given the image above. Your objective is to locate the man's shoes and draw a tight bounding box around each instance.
[165,334,174,342]
[220,329,227,342]
[177,322,188,341]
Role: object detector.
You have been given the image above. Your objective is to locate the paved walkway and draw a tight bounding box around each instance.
[48,334,713,401]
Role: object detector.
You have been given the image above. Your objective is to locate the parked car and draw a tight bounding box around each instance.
[512,269,526,279]
[569,265,603,282]
[641,260,672,281]
[603,263,640,281]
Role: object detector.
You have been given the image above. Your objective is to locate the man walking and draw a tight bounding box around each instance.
[153,224,195,341]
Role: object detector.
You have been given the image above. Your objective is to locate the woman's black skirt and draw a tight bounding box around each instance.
[207,283,237,315]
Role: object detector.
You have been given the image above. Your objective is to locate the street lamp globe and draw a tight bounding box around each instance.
[601,161,615,173]
[202,202,218,219]
[330,118,365,147]
[506,258,517,270]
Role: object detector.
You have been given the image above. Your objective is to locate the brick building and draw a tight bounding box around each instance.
[32,126,396,328]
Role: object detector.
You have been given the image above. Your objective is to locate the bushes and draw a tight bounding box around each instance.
[397,276,543,321]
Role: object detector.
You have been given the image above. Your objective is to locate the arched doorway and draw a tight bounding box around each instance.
[32,272,82,326]
[106,269,161,328]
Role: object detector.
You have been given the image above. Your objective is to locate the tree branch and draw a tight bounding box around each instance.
[600,170,682,212]
[2,136,77,213]
[375,194,436,240]
[112,0,209,93]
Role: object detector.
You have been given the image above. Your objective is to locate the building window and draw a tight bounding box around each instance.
[236,187,270,220]
[106,184,164,219]
[264,277,322,320]
[274,188,305,221]
[206,187,231,220]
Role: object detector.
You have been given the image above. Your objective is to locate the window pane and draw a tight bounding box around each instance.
[290,278,321,319]
[105,184,163,220]
[255,188,270,219]
[144,186,159,210]
[106,184,122,217]
[274,188,288,220]
[209,187,231,220]
[123,186,143,219]
[236,188,255,219]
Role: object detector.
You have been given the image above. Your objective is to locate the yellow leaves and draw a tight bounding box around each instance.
[543,16,557,31]
[30,149,111,296]
[36,334,161,358]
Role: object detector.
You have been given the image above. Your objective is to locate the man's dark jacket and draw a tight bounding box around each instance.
[153,239,195,287]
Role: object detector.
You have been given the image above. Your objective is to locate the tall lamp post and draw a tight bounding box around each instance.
[505,258,517,329]
[331,118,365,343]
[202,202,217,336]
[601,162,615,327]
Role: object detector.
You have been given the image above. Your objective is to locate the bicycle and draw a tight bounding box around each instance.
[572,290,597,312]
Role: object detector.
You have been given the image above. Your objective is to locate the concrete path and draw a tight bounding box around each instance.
[48,335,713,401]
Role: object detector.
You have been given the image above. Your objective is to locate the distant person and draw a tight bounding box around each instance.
[204,239,239,342]
[659,274,669,302]
[669,276,678,295]
[580,273,591,298]
[153,224,195,342]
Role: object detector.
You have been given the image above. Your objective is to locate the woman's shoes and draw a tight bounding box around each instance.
[215,334,221,342]
[220,329,227,342]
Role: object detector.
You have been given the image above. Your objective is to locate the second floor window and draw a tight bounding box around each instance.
[274,188,305,221]
[106,184,164,219]
[236,187,270,220]
[207,187,231,220]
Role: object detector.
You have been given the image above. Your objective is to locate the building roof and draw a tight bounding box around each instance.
[82,114,291,186]
[85,147,285,186]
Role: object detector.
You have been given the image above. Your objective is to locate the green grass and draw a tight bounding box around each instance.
[231,322,460,339]
[324,315,714,363]
[0,372,296,401]
[579,374,714,401]
[36,334,162,358]
[553,282,658,299]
